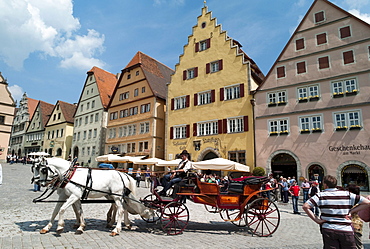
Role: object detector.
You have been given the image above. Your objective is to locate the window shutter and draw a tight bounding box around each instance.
[186,124,190,138]
[195,42,199,52]
[193,123,197,136]
[343,51,354,64]
[170,127,173,139]
[220,88,224,101]
[314,11,324,23]
[194,67,198,77]
[206,63,210,74]
[206,38,211,49]
[316,33,327,45]
[171,98,174,110]
[211,89,215,103]
[218,119,223,134]
[243,116,249,132]
[318,56,329,69]
[218,59,223,70]
[277,66,285,78]
[183,70,187,80]
[340,26,351,39]
[240,83,245,97]
[295,38,305,50]
[186,95,190,107]
[194,93,198,106]
[296,61,306,74]
[223,119,228,134]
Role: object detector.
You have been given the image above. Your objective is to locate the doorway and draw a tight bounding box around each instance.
[270,153,297,179]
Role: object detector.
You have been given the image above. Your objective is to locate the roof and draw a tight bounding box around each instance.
[87,66,117,109]
[38,101,54,127]
[27,97,38,118]
[58,101,77,123]
[123,51,174,99]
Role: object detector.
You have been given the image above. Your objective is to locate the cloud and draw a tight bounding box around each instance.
[153,0,185,6]
[343,0,370,9]
[8,85,24,103]
[0,0,105,70]
[349,9,370,24]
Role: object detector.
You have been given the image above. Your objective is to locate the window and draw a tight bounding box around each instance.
[195,38,210,52]
[340,26,351,39]
[269,118,289,135]
[276,66,286,78]
[197,91,212,105]
[0,115,5,124]
[173,125,187,139]
[206,60,223,73]
[87,102,90,110]
[140,122,150,134]
[136,71,139,76]
[198,120,218,136]
[224,84,241,100]
[90,114,93,123]
[229,151,246,164]
[88,129,92,139]
[57,113,61,119]
[183,68,198,80]
[295,38,305,50]
[343,50,354,65]
[345,78,358,93]
[119,92,129,101]
[173,96,188,110]
[91,100,95,108]
[368,46,370,60]
[127,74,131,79]
[77,132,80,141]
[60,129,64,137]
[334,110,361,130]
[110,112,118,120]
[83,131,87,140]
[316,33,327,45]
[299,115,322,133]
[228,117,244,133]
[267,90,287,105]
[95,113,99,122]
[120,109,128,118]
[140,104,150,113]
[314,11,325,23]
[296,61,306,74]
[142,87,145,93]
[85,116,88,124]
[134,88,139,97]
[129,107,138,116]
[93,129,97,138]
[332,78,358,96]
[139,141,149,152]
[80,104,83,112]
[318,56,330,69]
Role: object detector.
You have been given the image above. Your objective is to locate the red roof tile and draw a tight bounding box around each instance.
[27,97,38,118]
[38,101,54,127]
[58,101,77,124]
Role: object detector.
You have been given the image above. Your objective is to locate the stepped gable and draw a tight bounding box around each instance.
[88,66,117,109]
[58,101,77,123]
[125,51,174,100]
[38,101,54,126]
[27,97,38,118]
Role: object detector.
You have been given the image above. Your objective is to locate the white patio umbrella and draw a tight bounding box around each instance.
[192,158,250,172]
[134,157,167,165]
[28,152,49,156]
[155,159,182,167]
[95,154,144,163]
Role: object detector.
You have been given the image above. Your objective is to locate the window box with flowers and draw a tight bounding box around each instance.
[309,95,320,101]
[268,102,277,107]
[336,126,347,131]
[333,92,344,98]
[345,89,358,96]
[269,131,278,136]
[298,97,308,103]
[280,130,289,135]
[277,101,287,106]
[300,129,310,134]
[350,125,362,130]
[312,128,322,133]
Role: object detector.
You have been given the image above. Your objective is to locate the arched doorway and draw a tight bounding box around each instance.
[308,164,324,189]
[271,153,297,179]
[341,164,369,191]
[48,148,52,156]
[17,148,22,157]
[203,151,218,160]
[56,148,62,157]
[73,146,79,159]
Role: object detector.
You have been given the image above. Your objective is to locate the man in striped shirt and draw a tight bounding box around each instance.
[302,175,370,249]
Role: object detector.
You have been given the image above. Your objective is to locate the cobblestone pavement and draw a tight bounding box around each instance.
[1,162,370,249]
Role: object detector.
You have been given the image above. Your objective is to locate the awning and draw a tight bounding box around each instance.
[344,166,365,174]
[192,158,250,172]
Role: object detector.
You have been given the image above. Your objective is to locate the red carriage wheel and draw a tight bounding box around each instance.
[141,194,161,223]
[226,208,247,227]
[160,201,189,235]
[204,204,219,213]
[246,198,280,237]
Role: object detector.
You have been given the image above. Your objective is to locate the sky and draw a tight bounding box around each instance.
[1,0,370,105]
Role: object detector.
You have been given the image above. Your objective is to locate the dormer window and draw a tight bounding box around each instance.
[314,11,325,24]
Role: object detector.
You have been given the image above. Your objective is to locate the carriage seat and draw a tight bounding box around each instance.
[196,178,220,195]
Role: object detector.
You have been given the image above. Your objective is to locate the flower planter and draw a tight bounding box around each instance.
[333,93,344,98]
[298,99,308,103]
[309,97,320,102]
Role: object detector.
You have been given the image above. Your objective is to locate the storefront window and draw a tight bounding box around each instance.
[342,164,369,191]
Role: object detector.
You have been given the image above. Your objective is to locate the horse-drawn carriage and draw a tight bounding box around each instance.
[140,159,280,236]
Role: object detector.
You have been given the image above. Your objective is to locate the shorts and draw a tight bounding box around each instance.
[321,228,356,249]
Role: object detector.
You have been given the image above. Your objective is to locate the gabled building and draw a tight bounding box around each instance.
[106,51,173,161]
[43,101,76,159]
[166,5,264,166]
[9,93,38,158]
[24,101,54,154]
[254,0,370,190]
[0,73,16,162]
[72,67,117,166]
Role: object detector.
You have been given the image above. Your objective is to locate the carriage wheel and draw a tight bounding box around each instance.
[219,209,228,220]
[141,194,161,223]
[225,208,247,227]
[161,201,189,235]
[204,204,219,213]
[246,198,280,237]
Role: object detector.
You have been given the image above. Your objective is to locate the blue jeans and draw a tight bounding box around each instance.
[161,174,182,193]
[292,196,299,213]
[303,190,309,203]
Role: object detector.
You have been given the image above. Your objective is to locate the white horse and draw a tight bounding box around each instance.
[37,157,152,236]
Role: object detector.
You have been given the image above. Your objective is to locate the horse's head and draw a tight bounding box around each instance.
[35,161,59,187]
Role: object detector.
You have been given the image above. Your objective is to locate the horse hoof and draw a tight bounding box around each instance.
[56,228,64,234]
[110,232,119,236]
[40,229,48,234]
[73,224,80,229]
[126,225,132,230]
[75,230,83,235]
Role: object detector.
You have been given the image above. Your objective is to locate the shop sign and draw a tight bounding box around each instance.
[328,144,370,155]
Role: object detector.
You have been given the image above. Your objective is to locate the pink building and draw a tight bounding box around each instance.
[254,0,370,191]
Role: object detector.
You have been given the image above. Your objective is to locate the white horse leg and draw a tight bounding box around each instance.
[72,202,81,228]
[57,195,80,234]
[110,198,124,236]
[40,201,64,234]
[106,203,117,228]
[73,201,85,235]
[123,209,131,229]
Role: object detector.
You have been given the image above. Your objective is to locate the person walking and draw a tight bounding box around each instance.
[136,168,142,187]
[289,180,300,214]
[301,178,310,203]
[279,178,289,203]
[145,167,151,188]
[303,175,370,249]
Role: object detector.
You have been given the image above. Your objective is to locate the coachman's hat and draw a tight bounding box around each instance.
[180,150,189,156]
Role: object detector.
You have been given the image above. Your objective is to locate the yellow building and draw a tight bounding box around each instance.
[43,101,76,159]
[166,5,264,167]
